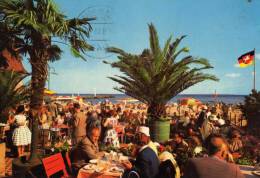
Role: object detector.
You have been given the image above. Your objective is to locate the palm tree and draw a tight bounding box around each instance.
[0,0,95,161]
[0,70,29,123]
[242,90,260,135]
[105,24,219,140]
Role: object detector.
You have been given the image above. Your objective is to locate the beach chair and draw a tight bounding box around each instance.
[42,153,69,178]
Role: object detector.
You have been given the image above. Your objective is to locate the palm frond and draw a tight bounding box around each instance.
[0,70,30,122]
[105,24,219,108]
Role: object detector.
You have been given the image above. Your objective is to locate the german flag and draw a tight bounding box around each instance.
[238,50,254,68]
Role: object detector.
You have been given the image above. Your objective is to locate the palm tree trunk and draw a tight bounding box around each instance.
[29,55,48,162]
[147,103,166,123]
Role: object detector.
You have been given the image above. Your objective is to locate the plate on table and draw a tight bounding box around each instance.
[83,164,96,170]
[94,166,107,173]
[89,159,98,164]
[109,167,124,173]
[252,171,260,176]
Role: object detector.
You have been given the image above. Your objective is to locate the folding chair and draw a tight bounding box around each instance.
[42,153,69,178]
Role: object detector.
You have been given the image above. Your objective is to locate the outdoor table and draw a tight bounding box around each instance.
[240,165,259,178]
[77,152,127,178]
[77,169,121,178]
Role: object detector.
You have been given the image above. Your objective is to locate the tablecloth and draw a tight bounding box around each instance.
[240,165,259,178]
[77,168,121,178]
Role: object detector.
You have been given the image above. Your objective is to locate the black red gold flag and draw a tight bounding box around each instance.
[238,50,254,68]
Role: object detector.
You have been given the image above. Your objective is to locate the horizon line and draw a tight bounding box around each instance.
[55,93,247,96]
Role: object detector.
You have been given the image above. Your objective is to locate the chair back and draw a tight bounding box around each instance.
[42,153,68,178]
[65,151,73,175]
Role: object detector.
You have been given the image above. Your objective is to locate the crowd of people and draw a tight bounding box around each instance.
[2,99,260,178]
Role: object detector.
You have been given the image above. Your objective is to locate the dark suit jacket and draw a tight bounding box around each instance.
[134,146,159,178]
[184,157,245,178]
[71,136,103,164]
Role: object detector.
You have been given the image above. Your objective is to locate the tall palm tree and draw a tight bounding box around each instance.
[105,24,219,140]
[0,0,95,160]
[0,70,29,123]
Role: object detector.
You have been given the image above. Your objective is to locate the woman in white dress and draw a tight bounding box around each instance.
[12,105,31,157]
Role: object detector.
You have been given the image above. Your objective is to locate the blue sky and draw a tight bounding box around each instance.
[24,0,260,94]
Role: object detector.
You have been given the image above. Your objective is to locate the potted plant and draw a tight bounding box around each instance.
[105,24,218,142]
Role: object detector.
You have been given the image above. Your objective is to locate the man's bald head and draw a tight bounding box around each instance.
[206,134,228,156]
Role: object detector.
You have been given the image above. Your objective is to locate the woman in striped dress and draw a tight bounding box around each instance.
[12,105,31,157]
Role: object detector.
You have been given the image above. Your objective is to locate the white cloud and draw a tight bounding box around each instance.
[234,63,240,68]
[225,73,241,78]
[252,71,257,76]
[256,53,260,60]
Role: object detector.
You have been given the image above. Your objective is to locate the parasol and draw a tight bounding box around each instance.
[116,97,139,103]
[44,88,56,95]
[178,97,202,106]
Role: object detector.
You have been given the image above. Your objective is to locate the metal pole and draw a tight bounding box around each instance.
[48,69,50,90]
[254,48,256,90]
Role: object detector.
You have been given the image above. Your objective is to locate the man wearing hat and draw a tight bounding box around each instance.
[122,126,159,178]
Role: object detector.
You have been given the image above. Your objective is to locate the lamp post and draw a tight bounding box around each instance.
[48,66,58,90]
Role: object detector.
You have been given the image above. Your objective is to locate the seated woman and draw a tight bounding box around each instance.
[229,130,243,154]
[158,151,180,178]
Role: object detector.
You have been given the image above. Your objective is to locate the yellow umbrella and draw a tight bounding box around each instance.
[178,97,202,106]
[44,88,56,95]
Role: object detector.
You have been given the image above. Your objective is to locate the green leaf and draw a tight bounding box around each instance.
[70,47,87,61]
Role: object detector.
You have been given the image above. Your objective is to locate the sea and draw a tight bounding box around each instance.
[56,94,246,105]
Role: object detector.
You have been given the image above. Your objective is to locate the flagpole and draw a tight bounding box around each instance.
[254,48,256,90]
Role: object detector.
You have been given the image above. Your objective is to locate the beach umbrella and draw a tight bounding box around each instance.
[178,97,202,106]
[117,97,139,103]
[44,88,56,95]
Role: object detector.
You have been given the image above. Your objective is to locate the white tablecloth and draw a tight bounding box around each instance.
[240,165,259,178]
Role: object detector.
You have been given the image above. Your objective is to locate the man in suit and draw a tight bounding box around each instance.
[70,127,104,175]
[184,134,245,178]
[122,126,160,178]
[72,103,87,144]
[75,127,104,161]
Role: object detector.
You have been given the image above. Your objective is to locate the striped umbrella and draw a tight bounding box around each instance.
[178,97,202,106]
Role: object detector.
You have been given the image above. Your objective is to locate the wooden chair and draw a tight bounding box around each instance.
[42,153,69,178]
[65,151,74,175]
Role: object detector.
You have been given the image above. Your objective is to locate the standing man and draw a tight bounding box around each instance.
[184,134,245,178]
[196,105,207,129]
[122,126,160,178]
[72,103,87,144]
